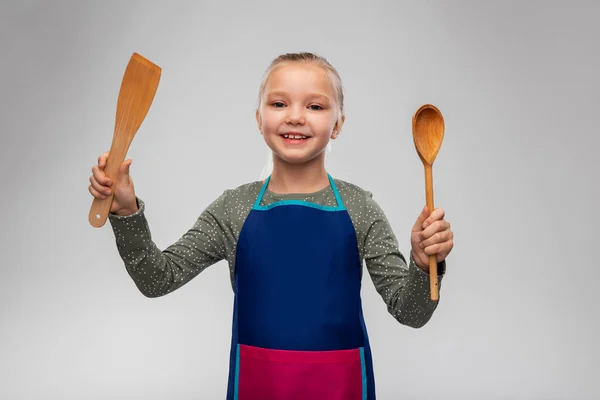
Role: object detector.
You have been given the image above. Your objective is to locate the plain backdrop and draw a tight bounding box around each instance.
[1,1,598,399]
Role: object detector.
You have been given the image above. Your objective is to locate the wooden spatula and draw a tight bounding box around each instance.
[88,52,161,228]
[412,104,445,301]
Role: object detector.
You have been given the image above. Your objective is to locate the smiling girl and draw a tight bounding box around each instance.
[88,52,454,399]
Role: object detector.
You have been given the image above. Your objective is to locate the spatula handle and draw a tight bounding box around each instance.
[424,163,439,301]
[88,144,128,227]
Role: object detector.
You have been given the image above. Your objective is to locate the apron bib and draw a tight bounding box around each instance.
[225,175,376,399]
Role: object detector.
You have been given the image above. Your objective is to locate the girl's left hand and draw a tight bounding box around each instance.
[410,206,454,272]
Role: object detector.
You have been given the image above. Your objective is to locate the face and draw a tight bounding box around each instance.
[256,63,344,166]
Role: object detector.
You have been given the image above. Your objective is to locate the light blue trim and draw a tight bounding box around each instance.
[252,174,346,211]
[255,200,343,212]
[234,344,240,399]
[360,347,367,400]
[328,174,345,210]
[252,176,271,209]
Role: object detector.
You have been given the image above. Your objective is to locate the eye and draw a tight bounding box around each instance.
[271,101,285,108]
[308,104,323,111]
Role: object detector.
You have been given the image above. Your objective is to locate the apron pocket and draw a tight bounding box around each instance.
[235,344,366,400]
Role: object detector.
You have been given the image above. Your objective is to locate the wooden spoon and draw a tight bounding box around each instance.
[412,104,445,301]
[88,52,161,227]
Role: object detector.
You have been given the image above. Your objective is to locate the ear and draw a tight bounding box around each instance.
[331,115,346,139]
[255,109,262,134]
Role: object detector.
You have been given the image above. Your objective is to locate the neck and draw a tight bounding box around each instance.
[267,153,329,194]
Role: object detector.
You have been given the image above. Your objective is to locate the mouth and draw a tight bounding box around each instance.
[281,133,309,139]
[280,132,310,142]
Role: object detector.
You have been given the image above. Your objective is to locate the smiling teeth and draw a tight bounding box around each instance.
[284,134,307,139]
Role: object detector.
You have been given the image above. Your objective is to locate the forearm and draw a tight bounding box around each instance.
[108,198,223,297]
[384,254,445,328]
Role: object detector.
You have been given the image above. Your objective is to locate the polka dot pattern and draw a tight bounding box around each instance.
[108,178,445,327]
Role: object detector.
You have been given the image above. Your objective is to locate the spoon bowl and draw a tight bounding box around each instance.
[413,104,445,165]
[412,104,445,301]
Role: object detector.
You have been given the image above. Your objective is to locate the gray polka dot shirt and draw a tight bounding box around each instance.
[108,178,446,328]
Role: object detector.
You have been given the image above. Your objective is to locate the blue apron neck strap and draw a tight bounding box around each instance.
[253,173,344,209]
[327,174,344,208]
[254,176,271,208]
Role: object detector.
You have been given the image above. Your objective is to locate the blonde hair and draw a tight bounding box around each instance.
[257,52,345,180]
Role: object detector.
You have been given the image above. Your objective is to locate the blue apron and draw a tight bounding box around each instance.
[225,174,376,399]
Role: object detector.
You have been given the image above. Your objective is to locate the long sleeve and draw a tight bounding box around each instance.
[362,193,446,328]
[107,193,229,298]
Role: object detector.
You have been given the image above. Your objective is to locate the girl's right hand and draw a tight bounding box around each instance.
[89,152,138,216]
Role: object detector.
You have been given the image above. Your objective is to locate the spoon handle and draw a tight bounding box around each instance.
[424,163,439,301]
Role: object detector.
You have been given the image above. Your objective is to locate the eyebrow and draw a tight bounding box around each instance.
[266,91,331,102]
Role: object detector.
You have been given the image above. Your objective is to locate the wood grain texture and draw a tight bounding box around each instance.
[412,104,445,301]
[89,53,161,227]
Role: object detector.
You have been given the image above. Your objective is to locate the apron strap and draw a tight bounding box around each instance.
[253,176,272,209]
[327,174,345,210]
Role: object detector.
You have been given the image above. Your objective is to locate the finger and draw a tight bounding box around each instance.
[423,208,445,229]
[412,206,431,232]
[98,152,109,168]
[118,159,132,183]
[424,239,454,258]
[89,184,108,200]
[423,242,446,256]
[121,159,132,175]
[92,165,112,186]
[420,230,453,249]
[420,219,450,240]
[90,175,112,195]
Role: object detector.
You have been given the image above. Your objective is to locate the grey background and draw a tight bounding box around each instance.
[1,1,598,399]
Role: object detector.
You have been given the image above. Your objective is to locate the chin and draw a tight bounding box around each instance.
[272,149,325,166]
[264,136,328,166]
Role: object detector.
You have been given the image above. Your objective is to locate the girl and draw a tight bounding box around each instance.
[88,52,454,400]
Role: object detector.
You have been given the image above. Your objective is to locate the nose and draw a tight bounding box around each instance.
[285,105,305,125]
